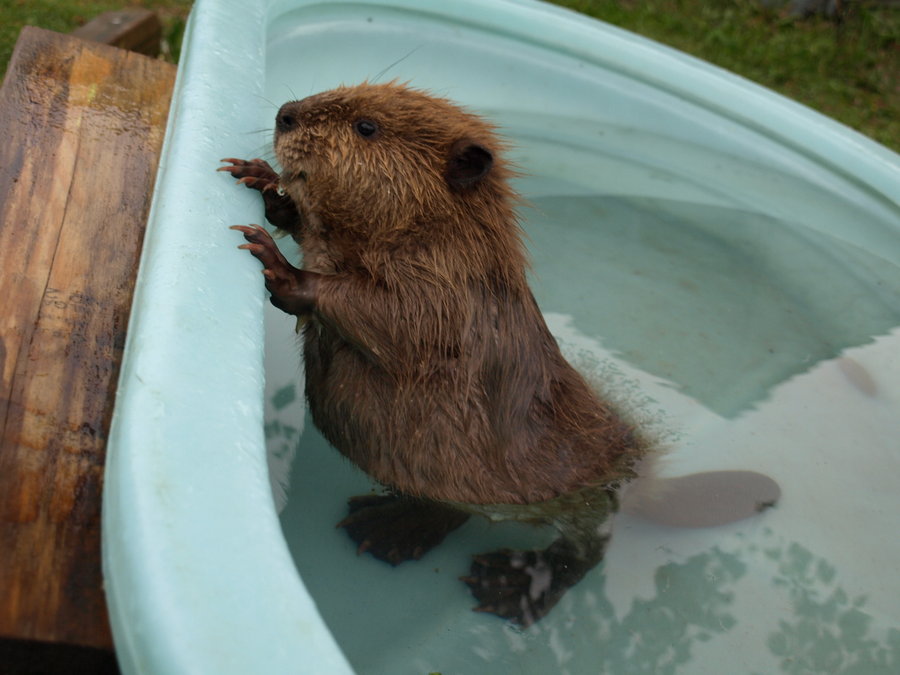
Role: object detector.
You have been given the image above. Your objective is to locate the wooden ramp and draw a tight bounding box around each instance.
[0,26,175,671]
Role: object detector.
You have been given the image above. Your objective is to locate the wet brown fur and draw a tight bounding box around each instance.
[271,83,645,506]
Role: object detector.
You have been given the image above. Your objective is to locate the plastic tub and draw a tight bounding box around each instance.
[103,1,900,673]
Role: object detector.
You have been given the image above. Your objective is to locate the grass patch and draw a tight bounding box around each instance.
[0,0,896,150]
[550,0,899,151]
[0,0,191,79]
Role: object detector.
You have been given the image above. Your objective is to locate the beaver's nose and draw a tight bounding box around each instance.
[276,101,302,134]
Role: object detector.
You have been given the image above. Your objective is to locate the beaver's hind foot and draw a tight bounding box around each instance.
[337,494,470,566]
[462,537,608,627]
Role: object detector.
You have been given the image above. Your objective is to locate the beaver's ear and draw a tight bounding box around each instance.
[445,139,493,189]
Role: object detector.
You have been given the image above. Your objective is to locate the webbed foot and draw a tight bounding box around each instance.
[462,539,604,626]
[337,494,469,566]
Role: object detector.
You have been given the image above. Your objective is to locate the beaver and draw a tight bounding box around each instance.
[219,83,774,626]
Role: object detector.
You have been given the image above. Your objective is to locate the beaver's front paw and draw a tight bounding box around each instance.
[230,224,318,315]
[337,494,469,566]
[219,157,281,192]
[219,158,300,233]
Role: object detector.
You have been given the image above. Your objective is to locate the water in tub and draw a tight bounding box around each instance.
[258,127,900,673]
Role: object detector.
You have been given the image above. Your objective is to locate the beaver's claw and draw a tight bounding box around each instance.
[220,158,301,233]
[219,157,281,192]
[230,224,318,316]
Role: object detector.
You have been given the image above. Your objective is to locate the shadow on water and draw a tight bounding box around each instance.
[520,531,900,675]
[761,538,900,674]
[505,547,749,674]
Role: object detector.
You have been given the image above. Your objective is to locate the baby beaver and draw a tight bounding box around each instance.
[220,82,659,626]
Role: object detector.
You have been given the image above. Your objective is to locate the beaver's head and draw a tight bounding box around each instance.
[273,82,515,240]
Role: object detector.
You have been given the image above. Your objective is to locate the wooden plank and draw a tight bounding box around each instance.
[71,9,163,57]
[0,26,175,651]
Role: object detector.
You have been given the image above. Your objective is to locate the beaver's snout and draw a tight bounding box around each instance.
[276,101,301,134]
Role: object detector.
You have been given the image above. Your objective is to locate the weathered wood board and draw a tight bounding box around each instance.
[0,26,175,654]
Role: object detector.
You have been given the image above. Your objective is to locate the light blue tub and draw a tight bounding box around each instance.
[103,1,900,673]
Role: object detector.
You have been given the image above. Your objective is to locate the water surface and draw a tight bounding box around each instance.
[268,190,900,674]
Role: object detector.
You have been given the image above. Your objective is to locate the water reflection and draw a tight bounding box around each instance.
[553,547,745,674]
[763,539,900,674]
[525,196,900,419]
[263,381,303,512]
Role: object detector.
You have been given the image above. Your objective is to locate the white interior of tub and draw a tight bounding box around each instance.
[103,0,900,673]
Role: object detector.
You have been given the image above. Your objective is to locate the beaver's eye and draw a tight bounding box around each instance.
[354,119,379,138]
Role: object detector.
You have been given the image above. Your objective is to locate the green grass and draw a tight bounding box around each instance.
[0,0,897,151]
[549,0,899,151]
[0,0,191,78]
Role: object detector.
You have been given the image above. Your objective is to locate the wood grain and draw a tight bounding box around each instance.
[0,26,175,650]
